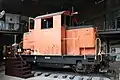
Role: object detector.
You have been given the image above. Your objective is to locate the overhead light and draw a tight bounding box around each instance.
[72,12,78,15]
[21,0,24,2]
[0,10,5,19]
[94,0,105,4]
[1,10,5,15]
[32,0,38,1]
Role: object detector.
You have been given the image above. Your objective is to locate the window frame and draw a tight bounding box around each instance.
[61,14,72,27]
[29,18,35,30]
[61,13,79,27]
[41,17,53,29]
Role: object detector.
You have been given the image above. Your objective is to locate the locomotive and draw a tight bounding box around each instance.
[16,11,110,72]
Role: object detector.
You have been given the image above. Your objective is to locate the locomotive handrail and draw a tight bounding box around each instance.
[96,38,101,55]
[18,54,26,64]
[95,37,102,61]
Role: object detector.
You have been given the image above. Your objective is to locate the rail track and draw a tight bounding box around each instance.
[30,66,115,80]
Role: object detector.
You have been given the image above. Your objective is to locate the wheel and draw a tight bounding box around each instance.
[75,61,84,72]
[76,61,83,70]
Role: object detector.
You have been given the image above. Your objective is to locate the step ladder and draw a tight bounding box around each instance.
[5,55,34,78]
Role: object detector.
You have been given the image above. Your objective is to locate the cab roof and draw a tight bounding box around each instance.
[35,11,67,19]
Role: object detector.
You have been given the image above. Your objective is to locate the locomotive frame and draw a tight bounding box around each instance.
[21,55,101,72]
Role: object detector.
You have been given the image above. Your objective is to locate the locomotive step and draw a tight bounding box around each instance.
[18,66,30,69]
[15,66,30,70]
[9,57,25,61]
[5,57,20,59]
[5,55,33,79]
[14,64,28,67]
[21,70,31,75]
[6,69,32,76]
[22,73,34,78]
[14,59,22,61]
[12,61,25,64]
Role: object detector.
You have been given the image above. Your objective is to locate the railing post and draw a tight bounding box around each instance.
[118,68,120,80]
[14,35,17,44]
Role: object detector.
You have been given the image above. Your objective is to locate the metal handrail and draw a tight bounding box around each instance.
[95,37,102,61]
[18,53,26,65]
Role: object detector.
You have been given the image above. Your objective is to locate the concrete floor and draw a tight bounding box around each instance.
[0,63,117,80]
[0,70,112,80]
[0,65,70,80]
[0,71,70,80]
[0,71,24,80]
[0,65,23,80]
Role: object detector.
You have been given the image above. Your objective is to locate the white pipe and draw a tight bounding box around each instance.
[14,35,17,44]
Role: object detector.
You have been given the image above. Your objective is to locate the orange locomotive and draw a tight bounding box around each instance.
[22,11,104,72]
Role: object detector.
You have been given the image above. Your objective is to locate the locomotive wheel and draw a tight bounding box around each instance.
[76,61,83,70]
[76,64,95,73]
[75,61,84,72]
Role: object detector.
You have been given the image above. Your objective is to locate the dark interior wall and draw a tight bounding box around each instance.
[0,34,14,45]
[78,0,120,29]
[0,0,85,17]
[77,1,105,30]
[1,0,41,16]
[79,0,120,21]
[0,0,120,29]
[0,0,119,17]
[79,0,105,21]
[0,34,22,45]
[106,0,120,10]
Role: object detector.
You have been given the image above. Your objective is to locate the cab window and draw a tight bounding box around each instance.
[41,17,53,29]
